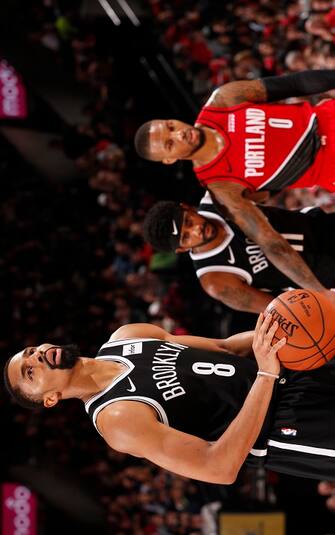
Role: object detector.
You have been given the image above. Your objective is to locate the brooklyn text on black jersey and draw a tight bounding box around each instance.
[85,337,335,481]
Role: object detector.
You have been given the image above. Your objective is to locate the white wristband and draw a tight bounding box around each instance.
[257,370,279,379]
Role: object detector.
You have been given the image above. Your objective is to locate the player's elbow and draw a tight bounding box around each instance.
[205,284,235,309]
[205,445,240,484]
[219,469,238,485]
[206,465,238,485]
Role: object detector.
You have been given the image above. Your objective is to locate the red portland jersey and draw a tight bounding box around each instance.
[194,101,322,191]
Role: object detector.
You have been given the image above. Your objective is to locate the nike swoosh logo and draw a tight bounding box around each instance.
[227,246,235,264]
[172,220,178,235]
[126,377,136,392]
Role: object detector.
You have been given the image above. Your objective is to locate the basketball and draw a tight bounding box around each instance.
[265,289,335,370]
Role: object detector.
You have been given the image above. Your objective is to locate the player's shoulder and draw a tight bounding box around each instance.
[96,399,159,452]
[107,323,171,343]
[108,323,156,341]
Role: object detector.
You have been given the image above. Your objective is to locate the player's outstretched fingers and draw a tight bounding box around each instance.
[253,313,264,352]
[253,316,279,360]
[257,313,273,342]
[271,336,286,355]
[264,319,279,345]
[254,312,264,336]
[258,314,275,346]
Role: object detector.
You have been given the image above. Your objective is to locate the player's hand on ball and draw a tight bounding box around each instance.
[252,313,286,376]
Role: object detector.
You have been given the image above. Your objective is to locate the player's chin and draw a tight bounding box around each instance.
[187,143,200,157]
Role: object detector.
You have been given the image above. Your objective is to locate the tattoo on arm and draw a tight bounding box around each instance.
[218,285,272,313]
[238,208,324,290]
[266,240,323,288]
[209,80,267,107]
[210,184,326,291]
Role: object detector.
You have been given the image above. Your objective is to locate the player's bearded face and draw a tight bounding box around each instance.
[200,221,217,245]
[150,120,206,161]
[45,344,81,370]
[181,212,218,249]
[172,125,206,159]
[173,125,206,157]
[188,127,206,155]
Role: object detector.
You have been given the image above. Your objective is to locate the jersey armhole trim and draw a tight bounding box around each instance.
[196,265,253,285]
[103,337,161,347]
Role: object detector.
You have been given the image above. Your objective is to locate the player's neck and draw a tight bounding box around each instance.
[192,126,225,166]
[66,358,126,401]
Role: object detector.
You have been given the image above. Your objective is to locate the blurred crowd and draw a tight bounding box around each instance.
[2,0,335,533]
[148,0,335,100]
[0,137,221,534]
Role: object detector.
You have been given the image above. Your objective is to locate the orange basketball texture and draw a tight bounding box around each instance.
[264,289,335,370]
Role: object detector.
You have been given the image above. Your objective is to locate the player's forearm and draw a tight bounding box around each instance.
[220,330,255,357]
[262,236,325,292]
[209,374,276,482]
[181,330,256,357]
[172,331,256,357]
[169,334,228,353]
[242,213,326,291]
[261,70,335,102]
[217,285,273,313]
[210,187,327,292]
[169,331,254,357]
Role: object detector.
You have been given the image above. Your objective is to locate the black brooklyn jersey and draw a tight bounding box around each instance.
[191,192,335,292]
[85,336,335,480]
[85,337,264,443]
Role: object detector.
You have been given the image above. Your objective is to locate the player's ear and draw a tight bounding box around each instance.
[162,158,177,165]
[43,391,61,408]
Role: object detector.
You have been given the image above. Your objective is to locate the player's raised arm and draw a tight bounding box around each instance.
[109,322,252,357]
[207,180,335,305]
[97,315,285,484]
[206,70,335,107]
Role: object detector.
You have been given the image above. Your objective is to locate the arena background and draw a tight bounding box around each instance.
[1,0,335,533]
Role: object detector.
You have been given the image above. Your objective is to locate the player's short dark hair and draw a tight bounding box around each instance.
[143,201,185,252]
[134,121,153,160]
[3,356,44,410]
